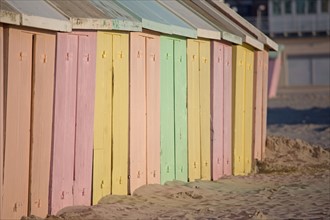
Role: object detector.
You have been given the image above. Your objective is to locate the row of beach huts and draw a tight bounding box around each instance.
[0,0,278,219]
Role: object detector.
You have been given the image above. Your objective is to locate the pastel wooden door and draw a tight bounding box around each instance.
[51,33,78,214]
[111,33,129,195]
[130,32,160,194]
[73,32,96,206]
[0,24,4,218]
[187,39,211,182]
[146,35,160,185]
[199,40,211,181]
[93,32,113,204]
[261,51,269,161]
[160,37,175,184]
[222,44,232,176]
[253,51,264,161]
[2,28,33,219]
[93,31,129,204]
[51,32,96,213]
[173,39,187,182]
[29,33,56,217]
[160,36,187,184]
[211,41,233,180]
[232,44,254,176]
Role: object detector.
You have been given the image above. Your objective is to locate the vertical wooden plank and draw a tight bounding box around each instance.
[51,33,78,214]
[111,33,129,195]
[253,51,263,161]
[187,40,201,181]
[146,35,160,185]
[211,41,224,180]
[2,28,33,219]
[29,33,56,217]
[244,46,254,174]
[93,32,113,204]
[174,39,187,182]
[130,33,147,193]
[160,36,175,184]
[0,24,4,218]
[73,32,96,206]
[199,40,211,180]
[223,43,232,176]
[261,50,269,160]
[232,45,245,176]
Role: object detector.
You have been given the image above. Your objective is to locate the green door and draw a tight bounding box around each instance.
[160,36,187,184]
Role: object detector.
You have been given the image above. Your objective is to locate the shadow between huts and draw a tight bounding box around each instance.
[267,107,330,125]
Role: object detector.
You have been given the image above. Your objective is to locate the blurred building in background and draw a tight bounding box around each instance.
[225,0,330,88]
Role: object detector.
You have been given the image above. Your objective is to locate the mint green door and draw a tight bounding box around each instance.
[160,36,187,184]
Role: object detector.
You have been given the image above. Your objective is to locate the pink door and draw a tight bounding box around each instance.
[130,32,160,194]
[51,33,78,214]
[0,24,4,217]
[253,51,263,161]
[73,32,96,206]
[29,33,56,217]
[261,51,269,160]
[2,28,33,219]
[211,41,232,181]
[51,32,96,214]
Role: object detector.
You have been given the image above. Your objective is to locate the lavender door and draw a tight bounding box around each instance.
[130,32,160,194]
[2,28,33,219]
[211,41,232,181]
[51,32,96,214]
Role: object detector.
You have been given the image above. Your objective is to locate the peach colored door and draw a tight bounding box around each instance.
[2,28,33,219]
[29,33,56,217]
[130,32,160,194]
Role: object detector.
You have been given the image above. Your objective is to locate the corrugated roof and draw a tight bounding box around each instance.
[46,0,112,30]
[5,0,71,32]
[115,0,197,38]
[158,0,220,40]
[184,0,264,50]
[91,0,141,31]
[0,1,20,25]
[206,0,278,51]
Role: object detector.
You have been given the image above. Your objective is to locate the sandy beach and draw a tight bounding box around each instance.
[23,87,330,220]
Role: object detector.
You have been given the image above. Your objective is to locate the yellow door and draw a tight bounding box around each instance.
[232,44,254,175]
[93,31,129,204]
[187,39,211,181]
[199,40,211,180]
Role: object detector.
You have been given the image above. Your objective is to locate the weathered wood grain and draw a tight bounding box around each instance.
[29,33,56,217]
[2,28,33,219]
[51,33,78,214]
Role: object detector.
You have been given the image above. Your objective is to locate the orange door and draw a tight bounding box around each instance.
[2,28,33,219]
[29,33,56,217]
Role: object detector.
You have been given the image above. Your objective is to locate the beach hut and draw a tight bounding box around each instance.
[0,0,70,218]
[114,0,196,192]
[159,0,242,181]
[90,0,141,203]
[203,0,278,162]
[183,0,264,175]
[46,0,142,211]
